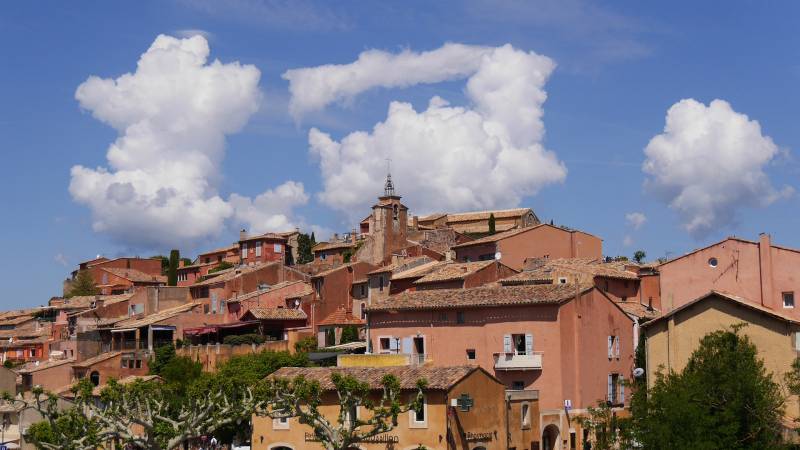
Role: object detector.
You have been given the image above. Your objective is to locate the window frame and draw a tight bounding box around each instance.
[784,292,795,309]
[409,394,427,428]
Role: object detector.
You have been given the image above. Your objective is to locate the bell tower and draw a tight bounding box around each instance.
[369,170,408,264]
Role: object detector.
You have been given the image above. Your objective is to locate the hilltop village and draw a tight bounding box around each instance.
[1,175,799,450]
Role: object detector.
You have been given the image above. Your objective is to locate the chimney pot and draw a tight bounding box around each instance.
[240,229,248,240]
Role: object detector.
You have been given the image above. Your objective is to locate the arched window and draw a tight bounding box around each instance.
[89,371,100,386]
[393,204,399,220]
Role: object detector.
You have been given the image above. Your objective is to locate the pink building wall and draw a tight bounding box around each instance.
[368,288,633,411]
[659,234,800,315]
[455,225,603,271]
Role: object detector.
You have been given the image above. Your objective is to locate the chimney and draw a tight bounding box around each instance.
[333,233,339,241]
[758,233,775,308]
[413,215,419,230]
[351,228,357,244]
[445,250,455,262]
[239,229,248,241]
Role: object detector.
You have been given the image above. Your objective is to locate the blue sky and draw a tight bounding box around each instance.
[1,1,799,308]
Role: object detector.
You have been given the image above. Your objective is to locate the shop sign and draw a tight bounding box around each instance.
[465,431,493,442]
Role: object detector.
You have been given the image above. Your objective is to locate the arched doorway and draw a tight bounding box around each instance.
[270,446,293,450]
[542,424,560,450]
[89,371,100,386]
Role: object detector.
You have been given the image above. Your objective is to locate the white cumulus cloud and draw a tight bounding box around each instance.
[625,212,646,230]
[299,44,566,218]
[229,181,309,234]
[283,43,493,120]
[643,99,792,238]
[70,34,307,250]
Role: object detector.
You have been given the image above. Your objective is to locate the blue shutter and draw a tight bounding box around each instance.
[503,335,512,353]
[525,334,534,355]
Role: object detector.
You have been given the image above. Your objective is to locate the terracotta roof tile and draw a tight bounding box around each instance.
[616,302,660,319]
[317,308,364,326]
[239,233,287,243]
[16,358,75,374]
[73,351,122,368]
[445,208,533,222]
[112,302,200,329]
[310,262,360,279]
[227,281,313,304]
[391,261,443,281]
[414,260,497,284]
[270,365,477,390]
[368,256,435,275]
[313,241,356,252]
[198,244,238,257]
[502,258,638,285]
[368,283,590,312]
[244,307,307,320]
[643,290,800,327]
[101,267,166,284]
[192,262,279,287]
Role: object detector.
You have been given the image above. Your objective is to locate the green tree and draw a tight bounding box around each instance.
[340,326,360,344]
[295,336,318,353]
[167,249,179,286]
[488,213,496,235]
[296,233,314,264]
[67,270,99,298]
[208,261,234,274]
[256,373,426,450]
[310,232,316,247]
[148,344,176,376]
[633,250,647,264]
[631,326,786,449]
[577,401,633,450]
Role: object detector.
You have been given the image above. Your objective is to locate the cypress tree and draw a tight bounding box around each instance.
[167,249,179,286]
[488,213,496,235]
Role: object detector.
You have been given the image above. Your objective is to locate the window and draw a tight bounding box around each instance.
[347,404,358,427]
[241,242,248,258]
[29,348,36,357]
[708,257,718,268]
[129,304,144,316]
[379,337,398,353]
[521,402,531,428]
[361,303,367,321]
[466,349,476,360]
[220,300,226,314]
[135,359,142,369]
[255,242,262,257]
[379,276,384,292]
[320,252,327,260]
[273,416,290,430]
[784,292,795,309]
[438,312,448,321]
[608,373,624,404]
[558,277,568,284]
[203,304,210,314]
[512,381,525,391]
[102,273,108,285]
[457,311,465,324]
[360,284,366,297]
[274,243,282,253]
[608,335,620,359]
[506,333,533,355]
[410,395,427,427]
[211,294,217,314]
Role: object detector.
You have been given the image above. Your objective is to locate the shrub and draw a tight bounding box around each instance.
[223,334,267,346]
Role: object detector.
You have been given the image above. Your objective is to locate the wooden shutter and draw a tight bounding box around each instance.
[615,335,620,358]
[525,334,534,356]
[401,337,413,355]
[607,336,613,359]
[504,334,512,353]
[620,375,625,404]
[607,374,613,402]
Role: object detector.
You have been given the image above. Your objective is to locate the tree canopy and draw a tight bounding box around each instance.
[67,270,99,298]
[631,326,786,449]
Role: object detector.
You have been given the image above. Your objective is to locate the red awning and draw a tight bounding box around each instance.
[183,326,217,336]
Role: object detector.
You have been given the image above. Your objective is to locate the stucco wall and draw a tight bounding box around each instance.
[644,295,800,420]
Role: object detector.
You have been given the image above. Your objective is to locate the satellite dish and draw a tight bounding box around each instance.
[495,252,502,260]
[633,367,645,377]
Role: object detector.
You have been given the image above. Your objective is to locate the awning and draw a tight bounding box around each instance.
[183,327,216,336]
[150,325,176,331]
[110,328,136,333]
[217,320,260,329]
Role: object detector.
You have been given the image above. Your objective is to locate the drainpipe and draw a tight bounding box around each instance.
[505,392,511,450]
